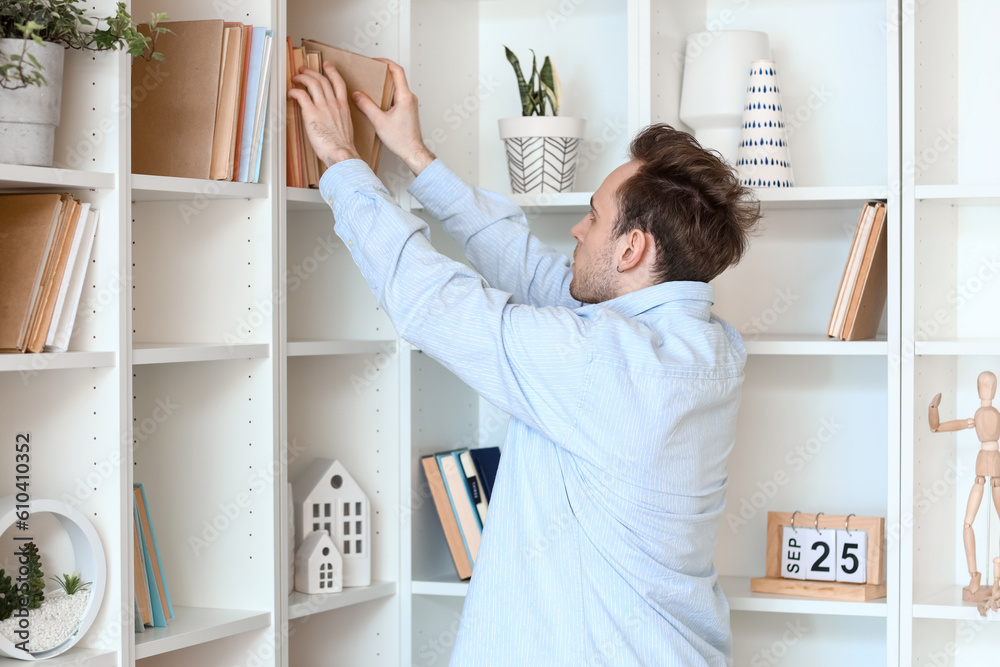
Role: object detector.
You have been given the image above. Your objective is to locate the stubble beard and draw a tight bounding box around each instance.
[569,240,619,304]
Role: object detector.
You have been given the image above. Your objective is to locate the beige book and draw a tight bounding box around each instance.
[132,20,225,179]
[0,194,64,352]
[301,39,394,173]
[210,25,244,180]
[843,203,888,341]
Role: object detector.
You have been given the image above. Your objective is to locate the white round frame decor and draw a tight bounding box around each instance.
[0,496,106,661]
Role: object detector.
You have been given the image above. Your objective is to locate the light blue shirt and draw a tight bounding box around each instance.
[320,158,746,666]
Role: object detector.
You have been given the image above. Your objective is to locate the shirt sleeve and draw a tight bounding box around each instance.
[407,159,581,309]
[320,159,591,446]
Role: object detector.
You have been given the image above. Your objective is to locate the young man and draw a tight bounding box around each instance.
[289,59,761,666]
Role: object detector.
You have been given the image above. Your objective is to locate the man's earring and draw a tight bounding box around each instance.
[616,265,624,273]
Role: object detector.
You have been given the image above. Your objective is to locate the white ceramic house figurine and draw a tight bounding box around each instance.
[928,370,1000,601]
[294,530,342,594]
[293,458,372,587]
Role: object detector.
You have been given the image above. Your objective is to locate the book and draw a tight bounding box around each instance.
[249,31,274,184]
[422,456,473,580]
[827,203,871,338]
[437,451,481,565]
[291,46,309,187]
[133,500,153,627]
[842,203,888,341]
[132,20,226,179]
[46,207,99,352]
[231,23,254,180]
[828,202,877,338]
[301,39,395,173]
[27,195,79,353]
[302,49,322,188]
[285,36,304,188]
[238,26,267,183]
[0,194,64,352]
[134,490,165,627]
[469,447,501,503]
[210,24,245,180]
[134,484,173,625]
[459,450,488,526]
[43,202,89,349]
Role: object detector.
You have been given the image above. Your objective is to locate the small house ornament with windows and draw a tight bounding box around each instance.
[292,458,371,587]
[294,530,342,594]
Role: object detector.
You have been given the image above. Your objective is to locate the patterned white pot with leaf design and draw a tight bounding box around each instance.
[498,116,586,194]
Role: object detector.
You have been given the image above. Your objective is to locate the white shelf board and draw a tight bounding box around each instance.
[915,340,1000,356]
[132,343,271,365]
[913,587,1000,621]
[131,174,267,201]
[288,580,397,619]
[286,186,328,211]
[0,648,118,666]
[719,576,887,618]
[287,339,397,357]
[411,577,470,597]
[134,607,272,659]
[0,351,116,372]
[744,334,887,355]
[916,184,1000,203]
[750,186,888,209]
[0,163,114,191]
[408,186,888,214]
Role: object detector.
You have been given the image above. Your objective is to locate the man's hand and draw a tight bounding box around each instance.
[289,62,362,168]
[353,58,436,176]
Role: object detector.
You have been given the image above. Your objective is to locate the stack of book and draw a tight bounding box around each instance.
[134,483,173,631]
[132,20,273,182]
[285,39,394,188]
[0,194,99,353]
[827,201,888,341]
[422,447,501,580]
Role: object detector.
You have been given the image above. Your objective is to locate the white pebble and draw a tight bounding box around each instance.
[0,589,92,653]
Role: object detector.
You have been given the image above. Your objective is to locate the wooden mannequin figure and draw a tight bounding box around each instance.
[929,371,1000,602]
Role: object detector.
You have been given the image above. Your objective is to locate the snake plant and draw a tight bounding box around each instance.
[504,46,561,116]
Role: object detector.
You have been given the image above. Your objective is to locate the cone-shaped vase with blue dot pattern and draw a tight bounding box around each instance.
[735,60,794,188]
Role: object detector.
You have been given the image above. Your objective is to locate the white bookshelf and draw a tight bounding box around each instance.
[1,0,970,664]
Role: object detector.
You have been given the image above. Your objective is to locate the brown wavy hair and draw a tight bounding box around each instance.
[614,124,761,283]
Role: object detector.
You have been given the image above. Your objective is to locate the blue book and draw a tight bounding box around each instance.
[436,451,481,565]
[237,27,266,183]
[134,498,165,627]
[469,447,501,502]
[453,451,483,532]
[251,31,274,184]
[135,483,174,620]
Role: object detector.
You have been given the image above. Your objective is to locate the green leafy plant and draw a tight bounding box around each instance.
[51,571,92,596]
[21,541,44,610]
[0,569,17,621]
[504,46,561,117]
[0,1,169,90]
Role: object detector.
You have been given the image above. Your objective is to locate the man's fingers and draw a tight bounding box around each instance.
[374,58,411,99]
[322,61,349,103]
[292,72,330,107]
[286,87,315,113]
[352,90,382,122]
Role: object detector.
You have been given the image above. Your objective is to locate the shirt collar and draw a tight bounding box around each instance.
[594,281,715,319]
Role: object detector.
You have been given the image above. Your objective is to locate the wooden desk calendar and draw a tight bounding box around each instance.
[750,511,886,601]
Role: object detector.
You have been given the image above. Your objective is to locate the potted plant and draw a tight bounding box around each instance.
[0,1,166,167]
[499,46,586,194]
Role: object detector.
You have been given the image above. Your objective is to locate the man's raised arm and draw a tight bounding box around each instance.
[354,59,579,310]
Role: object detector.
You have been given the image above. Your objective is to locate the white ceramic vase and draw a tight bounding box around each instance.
[735,60,794,188]
[498,116,586,194]
[678,30,771,164]
[0,39,65,167]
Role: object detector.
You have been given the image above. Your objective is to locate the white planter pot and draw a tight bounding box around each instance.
[0,39,65,167]
[498,116,586,194]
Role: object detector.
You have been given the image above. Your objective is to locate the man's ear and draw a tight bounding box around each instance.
[618,229,648,272]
